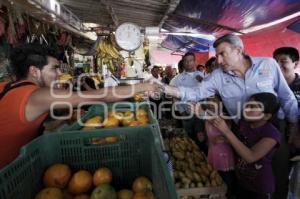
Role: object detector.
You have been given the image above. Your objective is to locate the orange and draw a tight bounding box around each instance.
[134,94,144,102]
[137,116,149,125]
[136,109,147,117]
[62,189,73,199]
[103,117,119,128]
[123,111,134,120]
[132,176,153,193]
[129,120,142,127]
[68,170,93,195]
[132,191,155,199]
[84,116,103,128]
[117,189,133,199]
[35,187,63,199]
[105,136,119,144]
[111,112,124,121]
[93,167,113,186]
[43,163,71,189]
[73,194,90,199]
[122,117,135,127]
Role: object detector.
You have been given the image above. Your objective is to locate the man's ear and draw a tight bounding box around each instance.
[235,46,243,56]
[294,61,299,69]
[28,65,39,78]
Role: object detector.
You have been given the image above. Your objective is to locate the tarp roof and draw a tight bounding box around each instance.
[161,0,300,53]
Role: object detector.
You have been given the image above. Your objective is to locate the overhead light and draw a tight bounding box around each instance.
[240,11,300,34]
[162,32,215,41]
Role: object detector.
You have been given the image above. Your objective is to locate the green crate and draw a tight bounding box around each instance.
[0,125,177,199]
[59,101,158,131]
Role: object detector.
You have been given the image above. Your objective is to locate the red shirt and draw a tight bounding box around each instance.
[0,82,48,168]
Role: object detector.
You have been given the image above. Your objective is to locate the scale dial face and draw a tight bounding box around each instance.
[115,23,142,51]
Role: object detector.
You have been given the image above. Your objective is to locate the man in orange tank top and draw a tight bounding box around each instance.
[0,44,159,168]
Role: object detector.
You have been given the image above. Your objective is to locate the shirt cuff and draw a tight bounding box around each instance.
[178,86,187,101]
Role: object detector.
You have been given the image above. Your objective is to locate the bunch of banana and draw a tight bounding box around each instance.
[97,36,122,60]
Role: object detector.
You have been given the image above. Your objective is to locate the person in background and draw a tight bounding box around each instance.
[169,52,206,150]
[205,57,218,74]
[273,47,300,119]
[172,68,177,76]
[197,64,206,75]
[194,95,235,194]
[162,65,175,85]
[211,93,281,199]
[273,47,300,199]
[161,66,175,119]
[159,67,165,80]
[151,65,161,80]
[162,34,299,199]
[0,43,159,168]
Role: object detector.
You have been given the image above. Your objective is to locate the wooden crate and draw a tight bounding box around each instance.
[177,184,227,199]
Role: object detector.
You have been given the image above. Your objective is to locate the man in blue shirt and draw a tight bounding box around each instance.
[163,34,298,199]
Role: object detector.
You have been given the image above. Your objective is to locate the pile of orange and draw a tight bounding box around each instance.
[81,108,150,131]
[36,163,155,199]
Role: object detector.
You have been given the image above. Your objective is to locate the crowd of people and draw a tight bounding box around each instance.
[0,34,300,199]
[150,34,300,199]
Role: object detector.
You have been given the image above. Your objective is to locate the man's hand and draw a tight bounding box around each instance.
[142,80,163,93]
[195,75,203,82]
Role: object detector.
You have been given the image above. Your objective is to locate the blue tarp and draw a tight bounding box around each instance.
[161,35,214,52]
[161,0,300,52]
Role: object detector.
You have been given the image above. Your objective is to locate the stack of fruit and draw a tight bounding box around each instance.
[164,136,223,189]
[35,164,155,199]
[81,108,150,130]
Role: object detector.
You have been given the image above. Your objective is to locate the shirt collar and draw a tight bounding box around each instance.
[222,55,255,77]
[291,73,300,84]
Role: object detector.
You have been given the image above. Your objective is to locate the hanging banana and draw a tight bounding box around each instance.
[96,35,124,74]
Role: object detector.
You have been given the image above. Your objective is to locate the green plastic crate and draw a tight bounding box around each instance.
[0,125,177,199]
[59,101,158,131]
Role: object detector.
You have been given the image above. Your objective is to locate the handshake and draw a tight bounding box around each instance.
[142,77,181,99]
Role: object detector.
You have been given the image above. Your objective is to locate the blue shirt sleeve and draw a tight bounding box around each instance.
[271,58,298,122]
[179,70,219,102]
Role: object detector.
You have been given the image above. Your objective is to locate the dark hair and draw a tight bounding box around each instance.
[249,92,280,116]
[9,43,58,80]
[273,47,299,62]
[152,65,160,70]
[205,57,216,67]
[178,59,184,73]
[197,64,205,69]
[205,57,217,73]
[182,52,195,61]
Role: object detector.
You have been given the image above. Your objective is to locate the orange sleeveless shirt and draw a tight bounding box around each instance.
[0,82,48,168]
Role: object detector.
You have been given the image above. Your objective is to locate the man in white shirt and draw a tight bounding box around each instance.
[170,52,206,151]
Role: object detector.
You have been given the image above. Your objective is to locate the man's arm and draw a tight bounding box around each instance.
[164,71,218,101]
[26,82,158,122]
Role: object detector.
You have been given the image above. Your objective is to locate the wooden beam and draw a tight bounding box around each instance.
[100,0,119,26]
[159,0,180,28]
